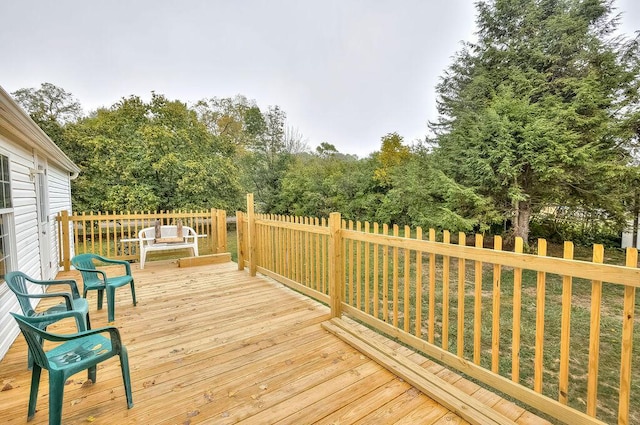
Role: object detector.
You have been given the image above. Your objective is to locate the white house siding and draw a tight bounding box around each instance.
[47,166,73,275]
[0,140,75,359]
[0,85,80,361]
[0,135,42,359]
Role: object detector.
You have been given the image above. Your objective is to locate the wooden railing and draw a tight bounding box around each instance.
[56,209,228,270]
[238,194,639,425]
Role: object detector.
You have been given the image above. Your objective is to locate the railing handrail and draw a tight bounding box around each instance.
[238,193,636,425]
[57,208,227,270]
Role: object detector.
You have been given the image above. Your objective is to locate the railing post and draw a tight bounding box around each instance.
[61,210,71,271]
[210,208,217,253]
[217,209,227,253]
[236,211,245,270]
[328,212,343,318]
[247,193,257,276]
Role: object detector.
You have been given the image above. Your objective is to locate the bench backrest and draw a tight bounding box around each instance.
[139,225,197,246]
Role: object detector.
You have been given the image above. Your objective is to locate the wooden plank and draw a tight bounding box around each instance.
[416,227,423,338]
[357,221,362,310]
[492,235,502,374]
[393,224,400,328]
[534,239,547,393]
[322,318,516,425]
[404,225,411,332]
[474,234,483,365]
[313,373,417,425]
[512,237,523,383]
[340,303,607,425]
[177,253,231,267]
[0,258,575,425]
[383,224,390,323]
[587,244,604,416]
[442,230,451,350]
[458,232,466,358]
[618,247,637,425]
[342,229,640,288]
[558,241,573,403]
[364,221,370,314]
[373,222,379,319]
[429,228,436,344]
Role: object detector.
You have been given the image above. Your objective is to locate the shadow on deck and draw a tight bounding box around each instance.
[0,260,549,424]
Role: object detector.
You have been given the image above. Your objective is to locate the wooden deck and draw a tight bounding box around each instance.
[0,260,549,424]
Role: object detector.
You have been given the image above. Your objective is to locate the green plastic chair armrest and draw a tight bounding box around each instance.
[33,310,87,330]
[74,266,108,282]
[27,322,121,345]
[95,255,132,276]
[16,292,74,310]
[25,278,82,299]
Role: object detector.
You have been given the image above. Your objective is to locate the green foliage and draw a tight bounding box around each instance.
[372,132,410,186]
[376,146,500,232]
[432,0,640,242]
[277,147,377,219]
[64,94,243,212]
[12,82,82,147]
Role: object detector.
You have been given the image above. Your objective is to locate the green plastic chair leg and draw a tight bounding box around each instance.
[120,347,134,408]
[97,289,104,310]
[131,282,137,306]
[107,287,116,322]
[88,365,97,384]
[48,372,66,425]
[27,365,41,420]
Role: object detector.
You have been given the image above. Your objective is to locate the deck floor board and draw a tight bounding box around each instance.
[0,261,550,424]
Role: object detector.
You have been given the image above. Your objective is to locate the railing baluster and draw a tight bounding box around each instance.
[619,247,637,425]
[474,233,483,365]
[415,227,423,338]
[383,223,389,323]
[534,239,548,393]
[586,244,604,416]
[458,232,466,358]
[357,221,362,309]
[429,228,436,344]
[393,224,400,328]
[492,235,502,373]
[364,221,370,314]
[558,241,574,403]
[512,237,524,383]
[404,225,411,333]
[373,222,379,319]
[442,230,450,350]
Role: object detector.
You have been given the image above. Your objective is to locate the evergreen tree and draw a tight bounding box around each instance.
[432,0,640,242]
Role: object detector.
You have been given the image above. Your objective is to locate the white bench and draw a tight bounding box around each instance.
[138,225,201,269]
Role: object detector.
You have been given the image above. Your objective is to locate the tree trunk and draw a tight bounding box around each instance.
[513,200,531,243]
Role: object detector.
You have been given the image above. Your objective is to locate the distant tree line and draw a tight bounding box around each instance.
[12,0,640,246]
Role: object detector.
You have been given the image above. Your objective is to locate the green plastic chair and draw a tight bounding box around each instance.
[71,254,137,322]
[5,271,91,368]
[11,312,133,425]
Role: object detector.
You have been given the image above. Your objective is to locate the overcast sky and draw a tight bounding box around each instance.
[1,1,638,158]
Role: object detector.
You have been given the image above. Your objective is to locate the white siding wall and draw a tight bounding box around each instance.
[0,134,67,359]
[47,166,72,275]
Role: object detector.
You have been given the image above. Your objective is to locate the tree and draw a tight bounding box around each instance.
[242,106,308,212]
[277,147,379,219]
[377,144,500,231]
[65,94,243,212]
[12,82,82,147]
[373,132,411,187]
[432,0,640,242]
